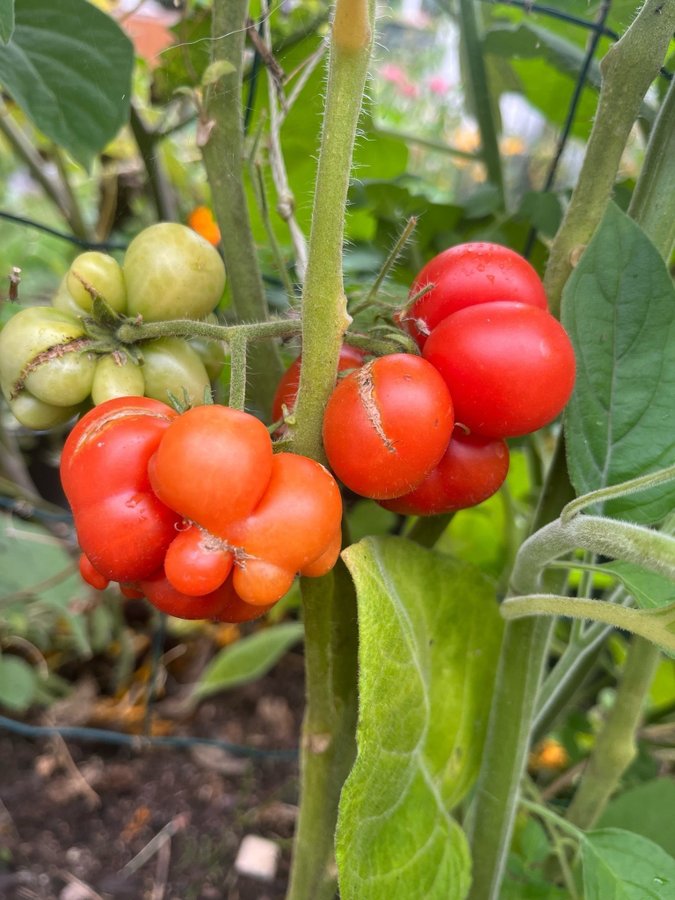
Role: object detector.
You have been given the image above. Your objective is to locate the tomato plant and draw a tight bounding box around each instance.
[322,353,454,499]
[423,301,576,438]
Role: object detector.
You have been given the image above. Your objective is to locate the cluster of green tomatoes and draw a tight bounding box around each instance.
[0,223,226,430]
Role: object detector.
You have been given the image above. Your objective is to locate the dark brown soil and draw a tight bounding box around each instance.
[0,653,306,900]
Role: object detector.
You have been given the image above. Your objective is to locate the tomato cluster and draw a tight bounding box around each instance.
[0,224,226,430]
[62,397,342,622]
[318,243,575,516]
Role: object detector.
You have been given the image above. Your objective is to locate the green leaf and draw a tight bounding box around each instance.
[0,0,134,168]
[337,536,503,900]
[601,561,675,610]
[562,204,675,524]
[598,780,675,858]
[0,0,14,44]
[582,828,675,898]
[192,622,304,699]
[0,655,37,710]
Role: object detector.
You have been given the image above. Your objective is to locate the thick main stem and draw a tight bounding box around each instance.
[566,636,660,829]
[290,0,375,463]
[201,0,282,416]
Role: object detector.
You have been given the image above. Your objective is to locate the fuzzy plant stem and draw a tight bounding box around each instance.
[565,636,660,830]
[543,0,675,316]
[290,0,375,463]
[201,0,283,416]
[285,4,375,899]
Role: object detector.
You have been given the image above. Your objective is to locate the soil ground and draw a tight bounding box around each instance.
[0,652,307,900]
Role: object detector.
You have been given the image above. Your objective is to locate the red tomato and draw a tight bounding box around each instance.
[139,569,271,622]
[227,453,343,605]
[272,344,365,422]
[423,302,575,438]
[61,397,180,582]
[164,524,234,597]
[148,404,274,536]
[398,242,548,349]
[322,354,454,499]
[79,553,109,591]
[381,429,509,516]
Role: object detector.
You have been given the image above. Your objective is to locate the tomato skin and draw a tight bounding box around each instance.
[139,569,254,621]
[423,302,576,438]
[140,337,211,407]
[61,397,180,582]
[148,405,274,535]
[381,429,509,516]
[65,251,127,314]
[272,344,365,422]
[164,525,234,597]
[227,453,343,605]
[322,354,454,500]
[399,242,548,349]
[79,553,110,591]
[124,223,226,322]
[91,353,145,405]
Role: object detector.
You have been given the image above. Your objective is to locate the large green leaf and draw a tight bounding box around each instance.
[337,536,503,900]
[0,0,13,44]
[0,654,36,710]
[0,0,133,168]
[562,204,675,524]
[582,828,675,898]
[192,622,304,699]
[598,780,675,858]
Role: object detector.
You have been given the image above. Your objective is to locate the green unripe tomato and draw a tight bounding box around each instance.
[141,337,211,406]
[124,223,226,322]
[9,392,80,430]
[0,307,89,405]
[51,276,85,318]
[91,354,146,405]
[25,347,96,407]
[66,252,127,314]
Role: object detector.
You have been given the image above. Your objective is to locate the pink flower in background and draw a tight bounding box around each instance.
[400,82,420,99]
[380,63,408,87]
[428,75,451,95]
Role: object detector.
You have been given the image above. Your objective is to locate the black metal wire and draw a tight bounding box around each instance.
[0,714,298,760]
[523,0,613,258]
[0,210,128,252]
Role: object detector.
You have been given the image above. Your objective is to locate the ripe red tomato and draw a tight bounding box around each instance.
[381,428,509,516]
[148,404,274,536]
[272,344,365,422]
[423,301,575,438]
[164,525,234,597]
[398,242,548,349]
[322,353,454,499]
[61,397,180,582]
[139,569,272,622]
[226,453,343,605]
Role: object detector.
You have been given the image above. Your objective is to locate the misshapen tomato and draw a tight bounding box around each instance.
[322,354,454,500]
[398,242,548,349]
[423,301,575,438]
[272,344,365,422]
[381,428,509,516]
[61,397,180,582]
[148,405,274,535]
[226,453,343,605]
[139,569,273,622]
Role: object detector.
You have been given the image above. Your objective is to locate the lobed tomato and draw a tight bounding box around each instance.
[322,353,454,499]
[272,344,365,423]
[148,404,274,535]
[398,242,548,349]
[164,525,234,598]
[139,568,272,622]
[423,301,575,438]
[61,397,180,582]
[381,428,509,516]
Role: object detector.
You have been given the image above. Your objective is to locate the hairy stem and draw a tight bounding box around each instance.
[129,104,179,223]
[566,636,660,829]
[543,0,675,316]
[201,0,283,416]
[290,0,375,462]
